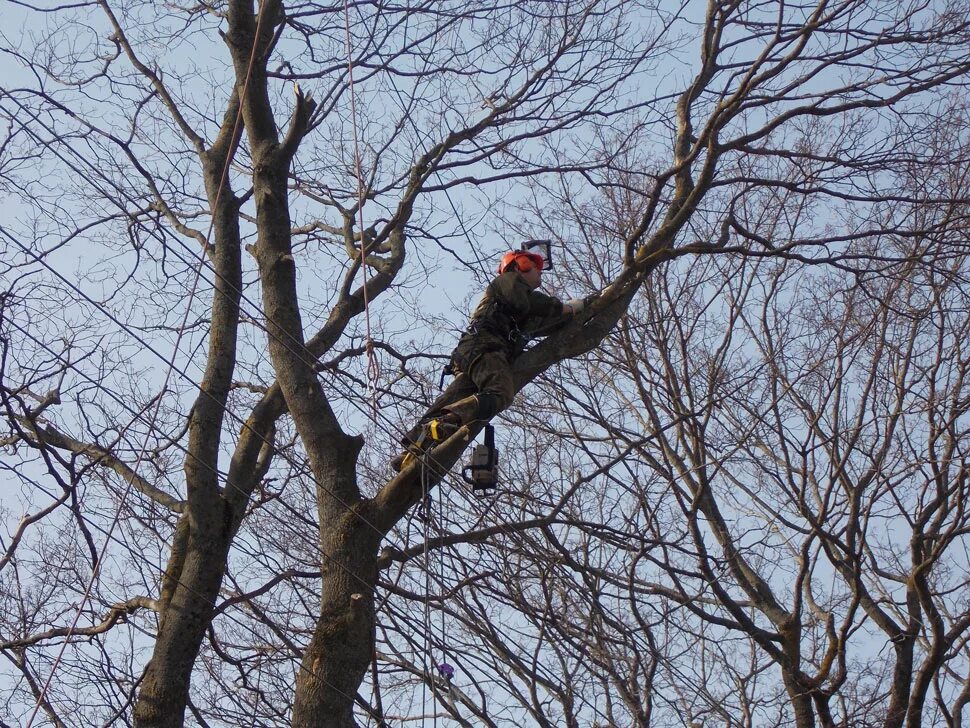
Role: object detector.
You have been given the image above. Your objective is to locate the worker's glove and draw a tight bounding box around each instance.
[565,297,585,314]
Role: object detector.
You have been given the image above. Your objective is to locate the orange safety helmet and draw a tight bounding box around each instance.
[497,250,545,274]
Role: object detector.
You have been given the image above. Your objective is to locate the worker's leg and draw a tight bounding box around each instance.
[397,372,477,446]
[418,372,479,426]
[390,353,513,472]
[390,372,478,472]
[440,351,514,425]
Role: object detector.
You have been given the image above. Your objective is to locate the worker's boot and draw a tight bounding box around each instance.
[390,412,461,472]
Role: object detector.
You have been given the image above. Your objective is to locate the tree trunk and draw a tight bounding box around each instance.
[291,531,381,727]
[132,136,244,726]
[134,517,231,726]
[782,670,816,728]
[885,637,915,728]
[292,459,382,727]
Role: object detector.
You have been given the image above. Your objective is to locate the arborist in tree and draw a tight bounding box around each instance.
[392,244,591,471]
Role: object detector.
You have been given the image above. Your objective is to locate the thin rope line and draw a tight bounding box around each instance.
[421,458,432,723]
[22,3,272,723]
[433,475,442,728]
[6,310,479,725]
[342,0,380,424]
[437,480,447,728]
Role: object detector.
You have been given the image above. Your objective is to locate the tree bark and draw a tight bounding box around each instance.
[292,460,382,728]
[134,526,233,726]
[134,77,247,728]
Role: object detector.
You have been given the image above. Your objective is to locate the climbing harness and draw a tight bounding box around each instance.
[461,308,527,352]
[461,423,499,495]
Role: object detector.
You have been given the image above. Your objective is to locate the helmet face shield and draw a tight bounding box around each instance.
[520,239,553,269]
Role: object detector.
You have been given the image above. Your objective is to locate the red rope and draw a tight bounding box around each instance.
[342,0,380,420]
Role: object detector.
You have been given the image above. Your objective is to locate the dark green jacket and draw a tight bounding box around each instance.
[452,271,564,369]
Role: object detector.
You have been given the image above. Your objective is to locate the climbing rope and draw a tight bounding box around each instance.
[342,0,380,420]
[434,480,450,726]
[341,2,477,713]
[420,455,442,725]
[342,2,447,722]
[420,460,432,720]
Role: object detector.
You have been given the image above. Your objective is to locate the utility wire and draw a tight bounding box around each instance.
[3,223,478,538]
[3,13,543,727]
[22,3,275,723]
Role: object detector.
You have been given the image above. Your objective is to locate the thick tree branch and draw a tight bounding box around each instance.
[0,597,159,650]
[16,420,185,513]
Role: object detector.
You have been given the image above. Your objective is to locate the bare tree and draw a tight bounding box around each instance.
[497,98,970,724]
[2,0,970,727]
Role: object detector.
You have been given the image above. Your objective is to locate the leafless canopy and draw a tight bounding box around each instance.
[2,0,970,726]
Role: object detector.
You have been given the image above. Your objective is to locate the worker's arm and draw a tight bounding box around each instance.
[493,271,593,327]
[491,272,562,318]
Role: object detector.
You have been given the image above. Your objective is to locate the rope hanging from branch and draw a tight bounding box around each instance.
[342,0,380,419]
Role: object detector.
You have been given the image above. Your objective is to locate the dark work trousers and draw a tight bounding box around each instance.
[404,351,516,444]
